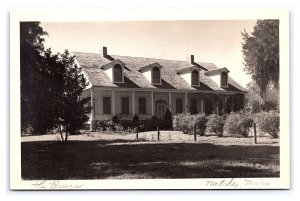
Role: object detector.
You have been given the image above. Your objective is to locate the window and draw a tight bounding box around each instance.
[221,72,228,87]
[113,64,123,83]
[176,98,183,114]
[103,97,111,114]
[190,98,197,114]
[139,97,146,114]
[191,70,199,86]
[121,97,129,114]
[152,67,161,84]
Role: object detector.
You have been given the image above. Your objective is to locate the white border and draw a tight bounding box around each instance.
[10,10,289,190]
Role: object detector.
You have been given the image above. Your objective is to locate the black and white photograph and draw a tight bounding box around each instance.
[9,10,290,190]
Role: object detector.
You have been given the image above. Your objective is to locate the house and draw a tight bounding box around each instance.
[73,47,246,126]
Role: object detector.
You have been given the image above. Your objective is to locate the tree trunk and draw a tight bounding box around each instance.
[65,125,68,142]
[59,124,64,141]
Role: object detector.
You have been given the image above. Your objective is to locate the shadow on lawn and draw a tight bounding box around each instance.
[21,139,279,180]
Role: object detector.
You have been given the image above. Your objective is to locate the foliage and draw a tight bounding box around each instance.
[112,115,119,124]
[245,81,279,112]
[133,115,139,127]
[206,114,224,136]
[20,22,57,133]
[193,114,208,136]
[242,20,279,96]
[255,111,279,138]
[55,51,91,141]
[224,112,253,137]
[173,113,208,135]
[161,108,173,130]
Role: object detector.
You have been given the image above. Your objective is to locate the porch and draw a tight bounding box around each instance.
[81,87,244,122]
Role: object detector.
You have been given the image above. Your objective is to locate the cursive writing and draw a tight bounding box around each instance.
[206,178,238,188]
[32,180,85,190]
[244,179,270,186]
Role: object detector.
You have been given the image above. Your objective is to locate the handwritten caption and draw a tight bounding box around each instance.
[32,180,85,190]
[205,178,270,188]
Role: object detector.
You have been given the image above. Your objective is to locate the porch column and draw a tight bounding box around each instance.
[185,92,188,114]
[169,92,172,112]
[216,94,219,115]
[112,89,115,116]
[90,88,94,120]
[201,95,204,114]
[132,90,135,115]
[151,91,154,116]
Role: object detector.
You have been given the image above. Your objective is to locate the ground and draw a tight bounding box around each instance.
[21,131,279,180]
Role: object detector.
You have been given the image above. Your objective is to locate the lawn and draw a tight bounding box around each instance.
[21,131,279,180]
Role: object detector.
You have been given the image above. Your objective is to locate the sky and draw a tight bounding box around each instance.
[41,20,257,87]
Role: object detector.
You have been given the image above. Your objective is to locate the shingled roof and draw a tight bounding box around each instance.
[73,51,246,92]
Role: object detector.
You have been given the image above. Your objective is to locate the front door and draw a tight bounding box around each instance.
[155,100,167,118]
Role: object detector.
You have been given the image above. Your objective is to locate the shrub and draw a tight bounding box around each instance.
[120,119,134,130]
[193,114,208,136]
[91,120,107,131]
[133,115,139,127]
[161,108,173,130]
[255,110,279,138]
[112,115,119,124]
[224,112,253,137]
[206,114,224,136]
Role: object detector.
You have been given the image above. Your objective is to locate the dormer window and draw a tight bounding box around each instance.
[152,66,161,85]
[221,71,228,87]
[113,64,123,83]
[177,66,201,87]
[191,70,199,86]
[101,59,125,83]
[204,67,230,88]
[139,62,162,85]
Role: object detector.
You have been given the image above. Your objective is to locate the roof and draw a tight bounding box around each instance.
[139,62,163,72]
[73,51,246,92]
[205,67,230,76]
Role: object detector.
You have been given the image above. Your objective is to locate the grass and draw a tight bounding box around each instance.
[21,131,279,180]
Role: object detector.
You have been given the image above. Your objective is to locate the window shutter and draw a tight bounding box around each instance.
[114,64,123,83]
[103,97,111,114]
[121,97,129,114]
[176,98,183,114]
[152,67,160,84]
[191,70,199,86]
[139,97,146,114]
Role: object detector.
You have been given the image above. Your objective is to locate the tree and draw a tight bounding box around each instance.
[20,22,59,133]
[55,51,91,142]
[241,20,279,96]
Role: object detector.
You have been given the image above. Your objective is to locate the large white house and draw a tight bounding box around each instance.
[74,47,246,126]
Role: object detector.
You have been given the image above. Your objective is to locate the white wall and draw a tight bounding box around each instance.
[104,68,113,81]
[210,75,221,87]
[180,72,191,86]
[142,70,152,83]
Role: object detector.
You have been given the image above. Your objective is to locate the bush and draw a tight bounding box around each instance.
[224,112,253,137]
[194,114,208,136]
[112,115,119,124]
[133,115,139,127]
[206,114,224,136]
[91,120,107,131]
[161,108,173,130]
[255,110,279,138]
[173,113,207,135]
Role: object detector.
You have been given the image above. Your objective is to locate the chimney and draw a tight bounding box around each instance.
[103,46,107,57]
[190,55,195,64]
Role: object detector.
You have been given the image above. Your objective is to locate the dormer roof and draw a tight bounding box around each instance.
[176,66,201,74]
[204,67,230,76]
[100,59,125,70]
[139,62,163,72]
